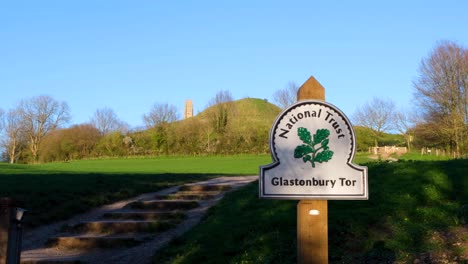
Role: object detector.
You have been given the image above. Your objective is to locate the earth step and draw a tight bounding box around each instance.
[102,211,185,221]
[46,235,145,250]
[126,200,199,210]
[179,184,231,192]
[155,192,218,200]
[65,220,179,234]
[21,260,81,264]
[176,191,222,196]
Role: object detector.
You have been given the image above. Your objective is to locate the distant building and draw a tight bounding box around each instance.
[184,100,193,119]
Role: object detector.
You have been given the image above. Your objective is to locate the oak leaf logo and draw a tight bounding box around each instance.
[294,127,334,168]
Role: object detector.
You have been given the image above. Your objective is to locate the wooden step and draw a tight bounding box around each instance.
[126,200,199,210]
[65,220,179,234]
[46,235,144,250]
[102,211,185,221]
[179,184,231,192]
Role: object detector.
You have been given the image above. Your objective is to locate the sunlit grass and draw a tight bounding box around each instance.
[0,154,272,175]
[2,154,466,262]
[0,155,271,227]
[154,159,468,263]
[399,151,452,161]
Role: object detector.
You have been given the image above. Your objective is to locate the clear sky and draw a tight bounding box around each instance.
[1,1,467,129]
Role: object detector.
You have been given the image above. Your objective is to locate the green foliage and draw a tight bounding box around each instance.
[379,132,404,146]
[149,125,171,155]
[144,98,281,156]
[354,126,405,151]
[5,98,281,163]
[354,126,376,151]
[294,127,333,167]
[39,124,101,162]
[192,98,280,155]
[95,131,126,156]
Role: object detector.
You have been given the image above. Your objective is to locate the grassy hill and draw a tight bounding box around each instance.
[35,97,407,161]
[193,97,281,132]
[174,98,404,154]
[144,98,282,155]
[190,99,404,154]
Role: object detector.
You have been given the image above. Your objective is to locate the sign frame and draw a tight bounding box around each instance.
[259,99,368,200]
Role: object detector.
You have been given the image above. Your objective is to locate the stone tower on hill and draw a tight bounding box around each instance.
[184,99,193,119]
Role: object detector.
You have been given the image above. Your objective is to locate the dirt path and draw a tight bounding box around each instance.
[20,176,258,264]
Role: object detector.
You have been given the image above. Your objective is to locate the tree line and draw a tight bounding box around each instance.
[1,40,466,163]
[357,41,467,156]
[0,91,276,163]
[273,41,467,156]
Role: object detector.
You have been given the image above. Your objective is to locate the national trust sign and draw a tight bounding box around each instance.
[260,100,368,200]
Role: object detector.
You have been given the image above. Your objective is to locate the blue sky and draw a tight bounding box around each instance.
[1,1,467,129]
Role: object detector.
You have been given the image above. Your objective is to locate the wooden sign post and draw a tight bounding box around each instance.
[260,76,368,264]
[297,77,328,264]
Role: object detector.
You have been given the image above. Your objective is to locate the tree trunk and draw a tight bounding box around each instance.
[8,139,17,164]
[405,134,411,152]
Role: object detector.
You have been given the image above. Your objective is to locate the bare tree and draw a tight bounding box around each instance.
[273,82,299,109]
[91,107,129,135]
[413,41,467,155]
[143,103,179,128]
[0,108,4,131]
[207,90,234,133]
[394,109,419,151]
[0,108,4,147]
[353,97,396,147]
[207,90,234,107]
[17,95,71,162]
[0,108,5,159]
[1,109,26,163]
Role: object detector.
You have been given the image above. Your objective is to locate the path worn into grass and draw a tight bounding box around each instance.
[20,176,257,264]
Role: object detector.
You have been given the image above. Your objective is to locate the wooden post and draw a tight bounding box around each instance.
[297,76,328,264]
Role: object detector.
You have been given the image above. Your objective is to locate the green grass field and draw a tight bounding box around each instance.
[0,155,271,175]
[0,155,270,227]
[1,153,466,262]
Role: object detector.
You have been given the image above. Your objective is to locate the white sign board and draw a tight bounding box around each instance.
[260,100,368,200]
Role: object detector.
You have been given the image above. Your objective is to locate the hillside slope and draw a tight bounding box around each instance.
[194,97,280,124]
[150,98,282,154]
